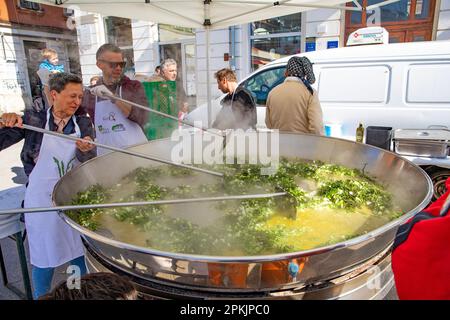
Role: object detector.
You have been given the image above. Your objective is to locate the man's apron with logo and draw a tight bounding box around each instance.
[94,86,147,156]
[24,109,84,268]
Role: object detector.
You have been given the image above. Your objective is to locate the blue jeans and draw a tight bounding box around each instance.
[31,255,87,300]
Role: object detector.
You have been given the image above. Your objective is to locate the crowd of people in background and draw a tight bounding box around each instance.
[30,44,325,135]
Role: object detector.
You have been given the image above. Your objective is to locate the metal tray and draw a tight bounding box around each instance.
[394,139,449,158]
[393,129,450,158]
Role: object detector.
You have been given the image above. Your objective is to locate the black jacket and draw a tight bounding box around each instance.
[0,109,97,177]
[212,86,257,130]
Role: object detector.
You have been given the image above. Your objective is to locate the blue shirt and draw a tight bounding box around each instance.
[39,60,65,73]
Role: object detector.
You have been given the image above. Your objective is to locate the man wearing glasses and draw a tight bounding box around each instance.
[79,44,149,155]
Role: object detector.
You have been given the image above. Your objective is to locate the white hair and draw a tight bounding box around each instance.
[160,58,177,71]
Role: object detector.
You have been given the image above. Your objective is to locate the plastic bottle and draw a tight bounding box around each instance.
[356,123,364,143]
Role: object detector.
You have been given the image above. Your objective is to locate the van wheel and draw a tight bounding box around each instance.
[430,170,450,200]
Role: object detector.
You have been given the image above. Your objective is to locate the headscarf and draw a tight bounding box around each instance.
[286,56,316,95]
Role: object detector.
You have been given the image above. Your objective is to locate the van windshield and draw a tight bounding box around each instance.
[242,66,286,105]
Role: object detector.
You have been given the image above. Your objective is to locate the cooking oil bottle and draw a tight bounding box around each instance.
[356,123,364,143]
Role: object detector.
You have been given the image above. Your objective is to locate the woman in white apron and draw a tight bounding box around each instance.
[23,107,90,299]
[0,73,96,299]
[93,85,147,156]
[1,109,94,300]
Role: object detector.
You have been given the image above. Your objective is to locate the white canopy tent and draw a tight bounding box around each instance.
[33,0,397,126]
[35,0,367,29]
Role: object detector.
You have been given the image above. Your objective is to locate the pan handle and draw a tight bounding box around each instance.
[427,125,449,130]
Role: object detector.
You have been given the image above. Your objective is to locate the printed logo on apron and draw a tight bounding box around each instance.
[53,156,77,178]
[94,85,147,156]
[102,112,116,122]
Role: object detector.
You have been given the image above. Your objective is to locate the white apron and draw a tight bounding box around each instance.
[24,109,85,268]
[94,86,147,156]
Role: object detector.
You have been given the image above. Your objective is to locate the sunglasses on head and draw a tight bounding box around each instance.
[99,59,126,69]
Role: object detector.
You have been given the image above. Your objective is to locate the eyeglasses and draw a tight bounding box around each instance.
[99,60,126,69]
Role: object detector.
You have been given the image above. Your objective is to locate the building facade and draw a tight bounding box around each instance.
[0,0,80,113]
[72,0,450,109]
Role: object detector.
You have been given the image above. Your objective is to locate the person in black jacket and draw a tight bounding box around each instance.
[212,68,257,130]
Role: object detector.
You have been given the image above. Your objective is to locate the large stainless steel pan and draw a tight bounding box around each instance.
[52,132,433,292]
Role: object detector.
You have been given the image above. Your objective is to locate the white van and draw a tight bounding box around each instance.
[185,41,450,198]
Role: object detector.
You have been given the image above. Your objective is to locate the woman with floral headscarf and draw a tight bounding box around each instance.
[265,56,324,135]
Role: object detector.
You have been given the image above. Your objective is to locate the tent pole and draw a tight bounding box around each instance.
[206,26,212,128]
[203,0,213,128]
